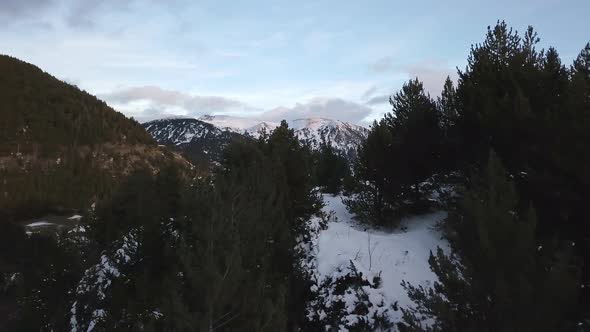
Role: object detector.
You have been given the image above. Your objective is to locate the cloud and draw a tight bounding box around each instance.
[0,0,138,28]
[365,95,390,106]
[405,63,453,97]
[0,0,54,18]
[261,97,374,124]
[100,85,253,121]
[360,86,378,100]
[369,56,454,96]
[65,0,134,29]
[369,56,394,73]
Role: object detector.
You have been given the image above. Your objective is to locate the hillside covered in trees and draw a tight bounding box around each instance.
[0,55,190,221]
[0,55,153,149]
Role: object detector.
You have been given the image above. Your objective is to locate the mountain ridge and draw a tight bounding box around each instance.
[143,117,248,166]
[198,115,369,160]
[144,115,369,162]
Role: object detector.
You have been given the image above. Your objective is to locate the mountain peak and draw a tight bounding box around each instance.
[160,114,369,161]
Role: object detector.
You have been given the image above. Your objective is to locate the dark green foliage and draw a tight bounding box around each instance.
[5,21,590,331]
[0,222,29,331]
[0,55,153,151]
[17,233,85,332]
[452,23,590,317]
[383,78,444,184]
[90,167,169,246]
[0,221,87,332]
[313,141,351,194]
[0,151,115,221]
[437,77,460,166]
[0,55,185,223]
[346,20,589,327]
[346,79,444,225]
[401,152,580,332]
[345,120,394,225]
[261,120,323,224]
[39,121,323,331]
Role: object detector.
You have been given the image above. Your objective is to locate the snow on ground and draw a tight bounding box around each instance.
[26,221,55,227]
[308,194,449,328]
[68,215,83,220]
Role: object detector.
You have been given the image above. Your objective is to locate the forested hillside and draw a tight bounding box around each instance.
[0,121,324,331]
[0,55,153,149]
[0,55,190,221]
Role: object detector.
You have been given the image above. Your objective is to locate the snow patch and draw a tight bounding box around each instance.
[303,194,449,330]
[26,221,55,227]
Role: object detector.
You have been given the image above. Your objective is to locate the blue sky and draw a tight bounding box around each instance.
[1,0,588,124]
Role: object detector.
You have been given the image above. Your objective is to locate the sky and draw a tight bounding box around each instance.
[1,0,588,125]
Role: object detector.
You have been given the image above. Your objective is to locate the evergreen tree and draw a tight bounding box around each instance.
[438,77,459,132]
[385,78,443,183]
[437,76,460,170]
[347,79,444,225]
[313,141,351,194]
[345,120,395,225]
[401,152,580,332]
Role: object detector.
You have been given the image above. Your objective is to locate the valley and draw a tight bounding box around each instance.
[1,8,589,331]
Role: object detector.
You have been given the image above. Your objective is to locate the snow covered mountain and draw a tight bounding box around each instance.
[197,115,274,133]
[198,115,369,160]
[143,118,246,165]
[143,115,369,164]
[288,118,369,160]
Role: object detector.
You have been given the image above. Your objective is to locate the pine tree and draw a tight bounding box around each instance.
[384,78,443,189]
[401,152,580,332]
[345,120,395,225]
[438,76,459,131]
[437,76,460,170]
[313,141,351,194]
[347,78,444,225]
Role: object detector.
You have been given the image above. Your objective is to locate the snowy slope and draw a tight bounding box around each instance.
[288,118,368,160]
[197,115,269,133]
[145,115,368,164]
[199,115,369,160]
[143,118,245,164]
[304,194,448,330]
[144,117,227,145]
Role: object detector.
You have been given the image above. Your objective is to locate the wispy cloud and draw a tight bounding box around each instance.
[100,85,256,121]
[365,95,390,106]
[360,86,378,100]
[405,62,454,97]
[369,56,394,73]
[4,0,585,128]
[0,0,55,19]
[101,86,376,125]
[261,97,373,124]
[368,57,453,96]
